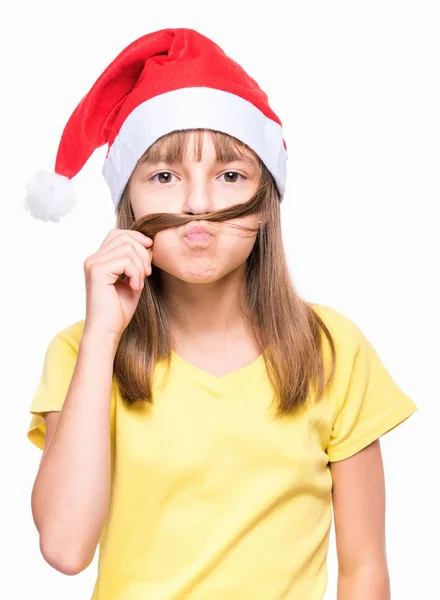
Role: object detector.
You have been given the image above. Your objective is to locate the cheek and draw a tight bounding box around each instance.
[221,235,257,269]
[150,230,180,270]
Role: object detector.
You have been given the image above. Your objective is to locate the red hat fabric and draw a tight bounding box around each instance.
[24,28,288,223]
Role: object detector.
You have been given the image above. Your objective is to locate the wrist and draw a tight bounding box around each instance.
[81,325,122,353]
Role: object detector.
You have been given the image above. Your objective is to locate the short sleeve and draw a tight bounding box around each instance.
[27,324,82,450]
[326,317,418,462]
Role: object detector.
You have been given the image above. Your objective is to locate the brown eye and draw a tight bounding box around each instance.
[151,172,176,184]
[222,172,244,183]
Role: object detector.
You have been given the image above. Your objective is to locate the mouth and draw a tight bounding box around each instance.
[184,223,213,244]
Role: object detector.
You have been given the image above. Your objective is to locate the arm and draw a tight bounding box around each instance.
[330,439,391,600]
[31,328,119,575]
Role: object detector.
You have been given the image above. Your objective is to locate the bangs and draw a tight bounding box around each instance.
[138,129,262,170]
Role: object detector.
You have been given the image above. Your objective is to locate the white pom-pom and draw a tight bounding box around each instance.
[24,170,77,223]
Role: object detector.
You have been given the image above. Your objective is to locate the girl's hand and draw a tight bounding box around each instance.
[83,228,153,340]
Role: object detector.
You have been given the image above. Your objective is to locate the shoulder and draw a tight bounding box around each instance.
[309,302,365,355]
[48,319,86,353]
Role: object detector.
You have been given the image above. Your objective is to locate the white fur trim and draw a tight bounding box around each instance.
[24,170,77,223]
[102,87,287,209]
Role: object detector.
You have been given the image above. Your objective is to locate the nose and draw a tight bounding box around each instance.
[182,179,213,217]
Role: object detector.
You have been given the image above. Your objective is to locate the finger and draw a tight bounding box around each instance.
[86,254,142,290]
[96,244,147,289]
[99,228,153,252]
[100,234,152,275]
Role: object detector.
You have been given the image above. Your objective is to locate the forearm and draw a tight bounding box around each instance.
[31,329,119,573]
[337,566,390,600]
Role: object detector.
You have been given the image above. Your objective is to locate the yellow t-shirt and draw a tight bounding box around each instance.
[27,303,418,599]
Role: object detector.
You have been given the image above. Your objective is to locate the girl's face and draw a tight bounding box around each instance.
[128,131,261,284]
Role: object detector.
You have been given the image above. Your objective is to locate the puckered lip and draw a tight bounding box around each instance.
[184,222,212,236]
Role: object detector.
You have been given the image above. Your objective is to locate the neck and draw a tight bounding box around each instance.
[159,266,252,344]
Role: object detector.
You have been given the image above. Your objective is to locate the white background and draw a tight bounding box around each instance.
[2,0,438,598]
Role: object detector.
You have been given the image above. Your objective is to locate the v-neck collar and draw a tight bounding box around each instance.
[170,349,267,391]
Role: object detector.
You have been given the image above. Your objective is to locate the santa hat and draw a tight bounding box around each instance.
[24,28,288,223]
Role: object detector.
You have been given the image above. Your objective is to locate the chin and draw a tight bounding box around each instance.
[163,263,224,283]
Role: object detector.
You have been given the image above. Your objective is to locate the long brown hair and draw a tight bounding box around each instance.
[113,129,336,416]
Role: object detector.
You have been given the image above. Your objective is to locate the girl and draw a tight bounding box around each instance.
[26,28,418,600]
